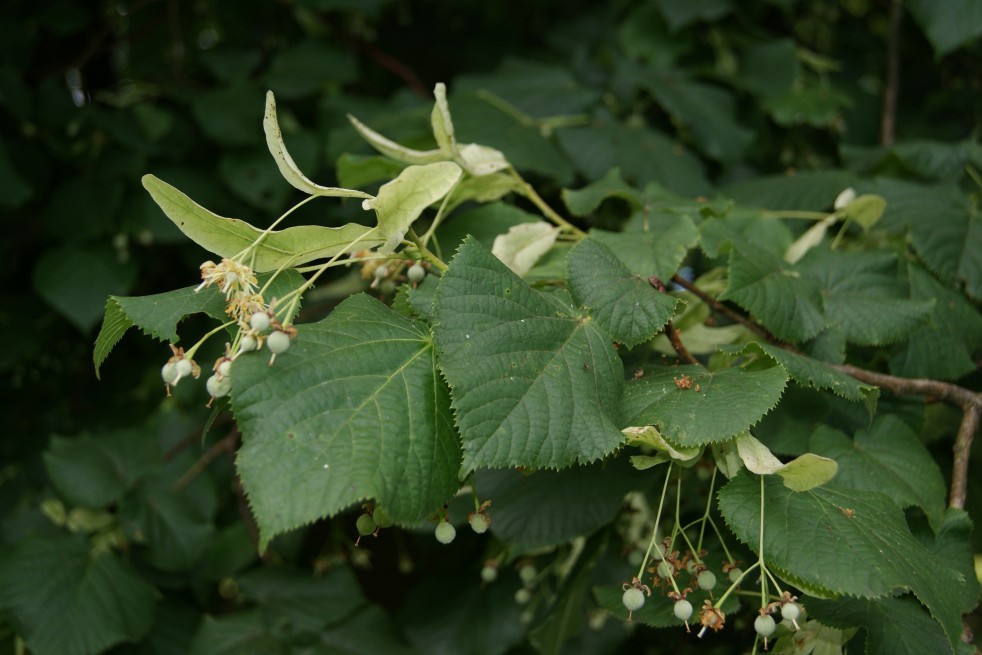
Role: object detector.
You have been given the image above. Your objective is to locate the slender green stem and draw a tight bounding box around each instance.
[695,468,717,554]
[183,320,236,362]
[280,228,378,323]
[233,194,322,265]
[758,474,768,608]
[420,179,460,245]
[509,168,586,238]
[714,560,760,608]
[637,463,673,580]
[674,476,700,564]
[706,516,736,564]
[407,228,449,272]
[966,164,982,192]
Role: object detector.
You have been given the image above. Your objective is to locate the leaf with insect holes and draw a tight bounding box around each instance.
[142,175,384,271]
[233,294,460,551]
[567,237,677,347]
[718,473,965,652]
[434,237,625,472]
[620,363,787,447]
[264,91,373,199]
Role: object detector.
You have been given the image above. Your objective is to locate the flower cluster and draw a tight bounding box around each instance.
[197,258,264,322]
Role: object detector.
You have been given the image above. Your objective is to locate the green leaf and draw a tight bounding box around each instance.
[93,271,305,378]
[400,571,525,655]
[528,532,606,655]
[362,161,462,253]
[263,39,356,98]
[869,179,982,300]
[930,509,982,613]
[450,92,576,184]
[807,596,953,655]
[621,363,787,447]
[808,416,947,530]
[720,241,826,342]
[33,245,137,333]
[723,171,858,211]
[567,237,677,347]
[119,486,214,571]
[142,175,384,271]
[455,58,602,118]
[188,611,284,655]
[907,0,982,57]
[590,210,700,282]
[336,153,407,189]
[561,168,643,217]
[263,91,373,199]
[717,474,965,650]
[233,294,461,551]
[654,0,731,31]
[436,202,542,254]
[891,263,982,381]
[556,112,711,197]
[737,39,797,100]
[43,431,158,507]
[724,342,878,415]
[236,566,365,633]
[796,247,934,347]
[433,237,626,471]
[0,535,156,655]
[734,432,837,491]
[473,457,651,548]
[490,221,560,277]
[320,605,418,655]
[647,73,752,162]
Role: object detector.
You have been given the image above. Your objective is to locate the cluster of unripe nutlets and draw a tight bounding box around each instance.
[160,309,296,401]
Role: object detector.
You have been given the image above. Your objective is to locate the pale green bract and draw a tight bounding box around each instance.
[141,175,384,272]
[733,431,837,491]
[263,91,373,199]
[490,221,559,276]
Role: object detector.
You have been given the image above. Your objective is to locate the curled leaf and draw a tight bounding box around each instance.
[735,432,837,491]
[623,426,702,467]
[347,114,446,165]
[491,221,560,276]
[263,91,372,199]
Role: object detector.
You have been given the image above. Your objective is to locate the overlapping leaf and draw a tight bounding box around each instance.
[724,342,878,415]
[808,416,947,530]
[720,241,826,342]
[890,263,982,380]
[472,457,651,548]
[620,363,787,447]
[718,474,964,651]
[233,294,461,550]
[433,237,625,471]
[362,161,462,252]
[567,237,677,347]
[0,535,156,655]
[807,596,954,655]
[142,175,384,271]
[93,270,304,377]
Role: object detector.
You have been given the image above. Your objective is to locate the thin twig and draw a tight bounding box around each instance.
[950,404,980,510]
[672,276,981,509]
[171,429,240,492]
[670,274,782,345]
[650,276,699,365]
[881,0,903,146]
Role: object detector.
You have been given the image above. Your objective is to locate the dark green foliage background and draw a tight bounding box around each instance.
[1,1,979,654]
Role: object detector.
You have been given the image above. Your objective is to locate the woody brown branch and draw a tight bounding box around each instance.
[650,276,699,366]
[672,274,982,509]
